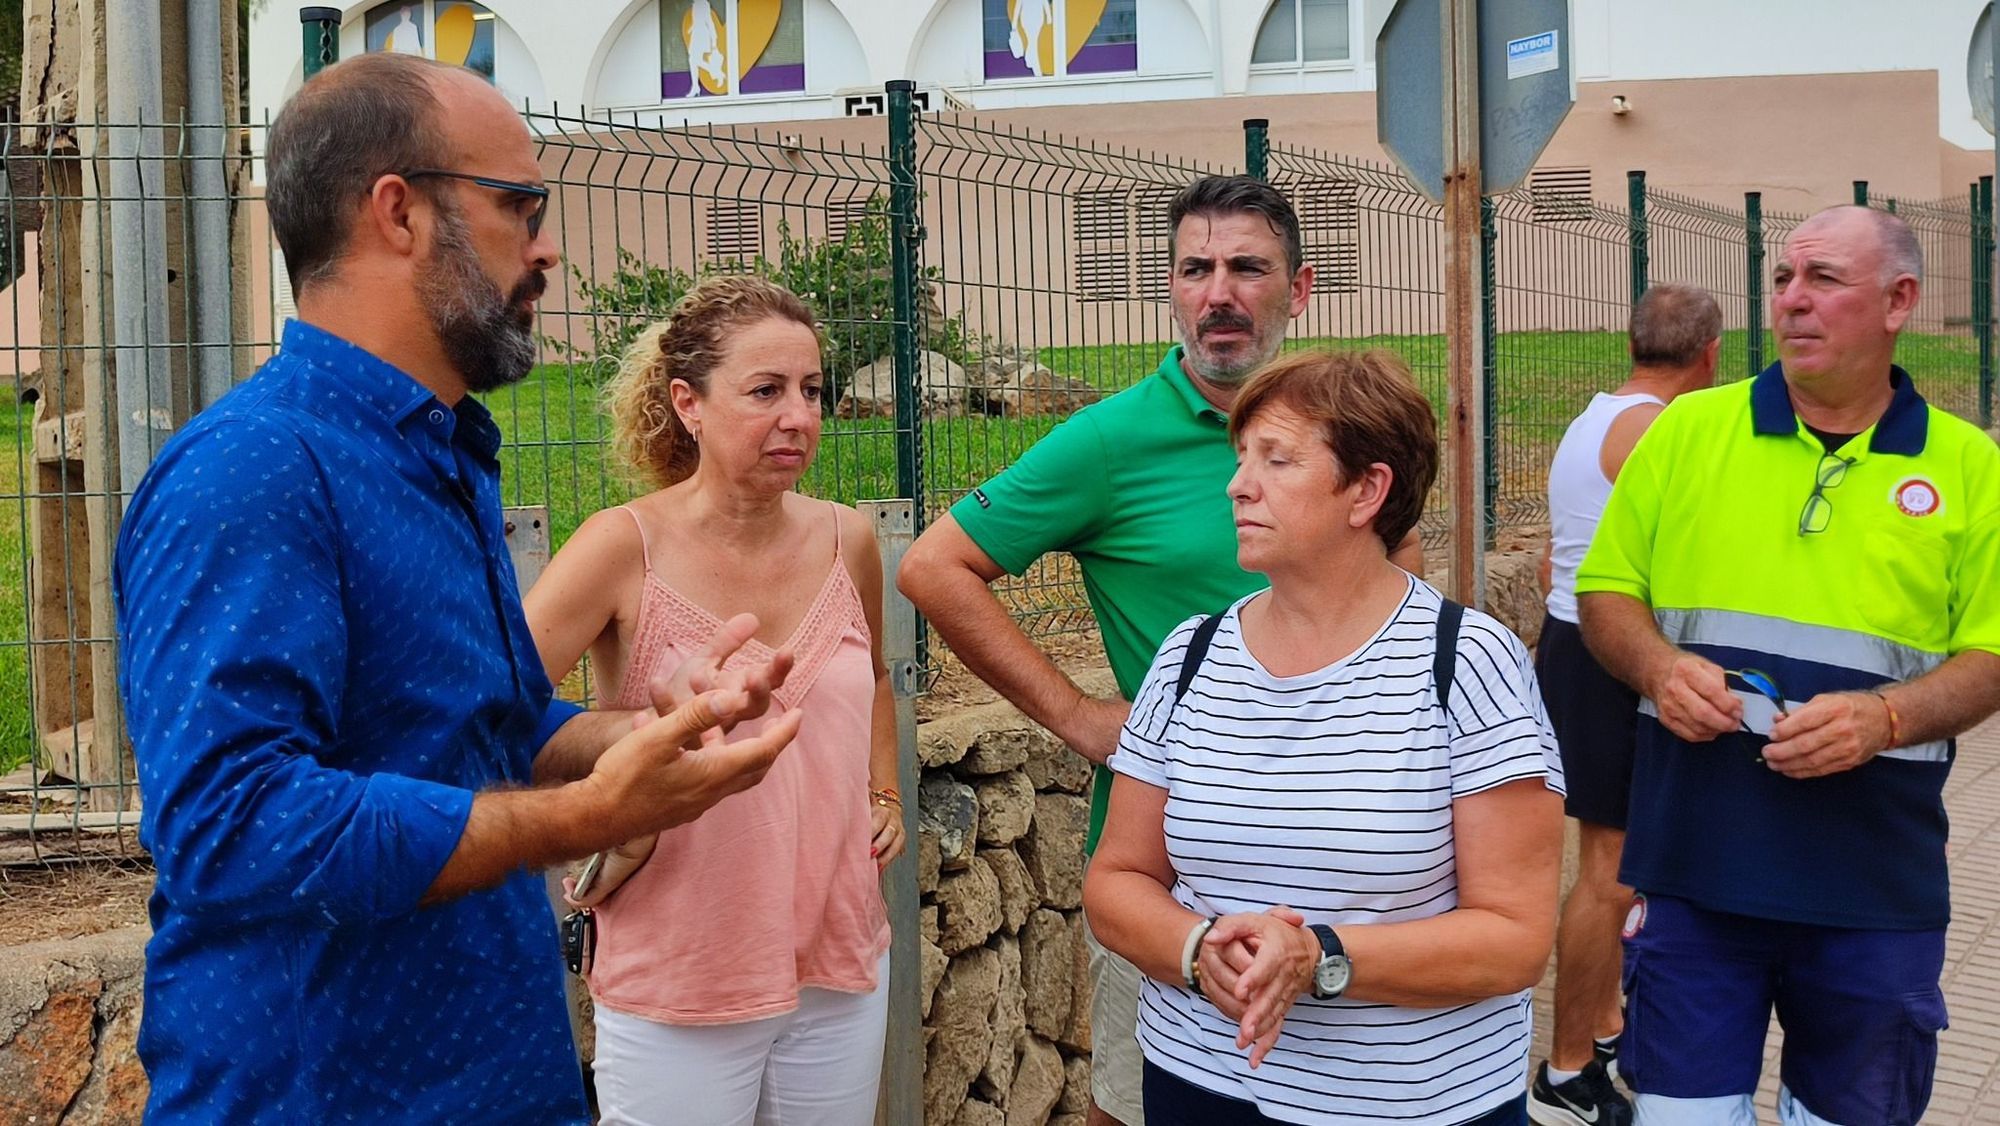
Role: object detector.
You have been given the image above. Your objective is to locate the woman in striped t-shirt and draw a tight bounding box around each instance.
[1083,350,1566,1126]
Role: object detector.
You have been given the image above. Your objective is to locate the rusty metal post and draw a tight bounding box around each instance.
[1442,0,1486,606]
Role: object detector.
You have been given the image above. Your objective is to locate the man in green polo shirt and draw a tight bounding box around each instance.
[898,176,1421,1126]
[1576,205,2000,1125]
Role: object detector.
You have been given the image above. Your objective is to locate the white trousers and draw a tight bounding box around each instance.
[592,954,890,1126]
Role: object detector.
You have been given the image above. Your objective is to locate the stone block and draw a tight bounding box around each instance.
[925,947,1003,1125]
[1019,908,1074,1040]
[837,349,967,421]
[954,1097,1004,1126]
[981,848,1035,935]
[975,770,1035,847]
[978,937,1025,1098]
[920,722,972,769]
[1005,1036,1067,1126]
[0,927,149,1126]
[921,904,940,946]
[919,775,980,872]
[1482,545,1545,649]
[1023,744,1094,795]
[1058,911,1093,1054]
[917,827,943,894]
[922,936,950,1020]
[937,855,1003,955]
[1058,1055,1091,1114]
[1021,793,1090,909]
[961,725,1048,774]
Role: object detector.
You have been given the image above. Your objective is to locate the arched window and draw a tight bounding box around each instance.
[982,0,1139,81]
[1251,0,1350,68]
[659,0,807,101]
[364,1,497,80]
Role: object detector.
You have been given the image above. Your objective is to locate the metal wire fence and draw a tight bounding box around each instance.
[910,113,1226,637]
[1262,142,1451,542]
[2,105,1995,844]
[1,117,270,852]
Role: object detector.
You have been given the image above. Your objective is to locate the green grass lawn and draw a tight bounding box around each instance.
[486,325,1987,550]
[0,326,1986,772]
[1,400,31,774]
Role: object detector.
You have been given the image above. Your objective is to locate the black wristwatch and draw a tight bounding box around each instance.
[1307,924,1352,1000]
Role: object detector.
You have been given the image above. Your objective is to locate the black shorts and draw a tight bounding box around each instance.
[1535,613,1639,830]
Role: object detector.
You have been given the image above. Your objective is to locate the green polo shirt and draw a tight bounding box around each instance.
[951,346,1263,852]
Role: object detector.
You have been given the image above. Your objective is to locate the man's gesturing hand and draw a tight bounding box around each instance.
[640,612,795,747]
[585,687,803,842]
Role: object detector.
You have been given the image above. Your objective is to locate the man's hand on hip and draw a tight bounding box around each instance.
[1647,652,1742,743]
[1061,694,1133,766]
[1762,691,1893,779]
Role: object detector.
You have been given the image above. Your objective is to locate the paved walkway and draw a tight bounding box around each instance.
[1530,717,2000,1122]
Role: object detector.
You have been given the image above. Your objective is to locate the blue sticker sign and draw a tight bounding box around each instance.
[1506,30,1559,80]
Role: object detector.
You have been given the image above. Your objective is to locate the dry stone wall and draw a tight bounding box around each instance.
[0,927,148,1124]
[913,671,1114,1126]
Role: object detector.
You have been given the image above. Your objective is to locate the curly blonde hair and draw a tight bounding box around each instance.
[603,275,820,487]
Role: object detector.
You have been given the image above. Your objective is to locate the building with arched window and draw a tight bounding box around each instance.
[247,1,1995,212]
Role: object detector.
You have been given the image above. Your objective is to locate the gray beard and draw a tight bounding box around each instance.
[418,207,540,394]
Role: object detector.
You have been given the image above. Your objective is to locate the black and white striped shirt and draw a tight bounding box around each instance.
[1108,577,1564,1125]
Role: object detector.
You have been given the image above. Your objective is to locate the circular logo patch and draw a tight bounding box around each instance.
[1622,894,1647,940]
[1892,477,1941,518]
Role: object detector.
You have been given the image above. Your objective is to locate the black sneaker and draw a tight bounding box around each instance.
[1593,1036,1620,1085]
[1527,1060,1633,1126]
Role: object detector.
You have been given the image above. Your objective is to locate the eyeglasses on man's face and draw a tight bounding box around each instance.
[1798,452,1855,536]
[397,169,550,238]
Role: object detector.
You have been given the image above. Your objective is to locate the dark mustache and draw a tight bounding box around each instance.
[1198,311,1252,335]
[510,272,546,307]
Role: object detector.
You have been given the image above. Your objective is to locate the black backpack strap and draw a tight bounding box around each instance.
[1174,614,1225,705]
[1434,598,1465,717]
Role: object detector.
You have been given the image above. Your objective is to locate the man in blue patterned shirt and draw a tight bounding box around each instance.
[113,53,797,1121]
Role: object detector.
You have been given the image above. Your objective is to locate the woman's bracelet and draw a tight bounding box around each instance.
[1181,916,1217,992]
[870,787,903,809]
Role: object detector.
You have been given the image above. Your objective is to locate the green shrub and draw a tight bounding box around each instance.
[547,195,969,406]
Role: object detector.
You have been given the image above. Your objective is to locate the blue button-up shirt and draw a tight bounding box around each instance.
[115,321,588,1122]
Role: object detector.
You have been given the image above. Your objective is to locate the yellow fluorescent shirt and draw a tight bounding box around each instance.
[1577,364,2000,660]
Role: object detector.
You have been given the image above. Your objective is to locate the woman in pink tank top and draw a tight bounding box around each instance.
[524,276,901,1125]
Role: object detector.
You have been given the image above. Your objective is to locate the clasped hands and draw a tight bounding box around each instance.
[1192,906,1325,1068]
[1648,651,1896,779]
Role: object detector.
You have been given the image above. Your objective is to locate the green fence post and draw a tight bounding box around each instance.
[1980,176,1995,429]
[1628,170,1648,303]
[300,7,341,79]
[1853,180,1868,206]
[1245,119,1269,181]
[1480,196,1498,548]
[1746,191,1765,377]
[885,81,923,511]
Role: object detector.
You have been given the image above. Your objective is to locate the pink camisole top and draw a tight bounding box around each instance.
[585,503,890,1025]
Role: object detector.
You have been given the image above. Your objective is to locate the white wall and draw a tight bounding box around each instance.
[247,0,1999,153]
[1599,0,1990,150]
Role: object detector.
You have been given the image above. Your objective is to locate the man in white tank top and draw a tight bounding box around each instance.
[1529,284,1720,1126]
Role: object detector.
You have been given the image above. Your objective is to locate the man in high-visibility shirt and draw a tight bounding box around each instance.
[1576,204,2000,1125]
